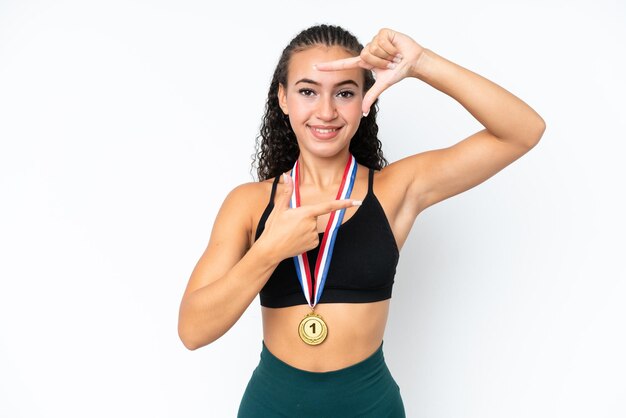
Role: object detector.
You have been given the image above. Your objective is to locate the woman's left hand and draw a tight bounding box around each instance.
[315,28,424,115]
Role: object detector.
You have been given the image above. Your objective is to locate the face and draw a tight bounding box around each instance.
[278,45,364,159]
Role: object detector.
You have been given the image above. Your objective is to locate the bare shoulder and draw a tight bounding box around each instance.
[217,178,277,244]
[375,152,431,209]
[377,152,429,182]
[225,180,274,206]
[182,178,276,296]
[373,127,539,248]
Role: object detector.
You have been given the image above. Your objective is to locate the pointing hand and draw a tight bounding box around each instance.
[260,174,361,261]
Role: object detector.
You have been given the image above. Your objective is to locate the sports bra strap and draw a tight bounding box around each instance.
[268,175,280,205]
[368,168,374,193]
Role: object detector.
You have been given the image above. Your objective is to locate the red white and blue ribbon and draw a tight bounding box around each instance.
[290,154,357,308]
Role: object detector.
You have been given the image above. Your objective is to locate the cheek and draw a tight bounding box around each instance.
[339,100,363,121]
[286,97,313,119]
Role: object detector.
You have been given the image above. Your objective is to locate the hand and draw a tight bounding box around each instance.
[315,28,424,116]
[259,174,360,262]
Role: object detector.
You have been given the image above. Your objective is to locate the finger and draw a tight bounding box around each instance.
[275,173,293,210]
[357,60,375,70]
[362,80,388,116]
[370,29,400,60]
[370,41,398,60]
[359,47,399,73]
[308,199,362,217]
[314,56,362,71]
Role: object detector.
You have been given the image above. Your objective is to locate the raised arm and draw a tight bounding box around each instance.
[316,28,545,217]
[401,45,545,212]
[178,176,360,350]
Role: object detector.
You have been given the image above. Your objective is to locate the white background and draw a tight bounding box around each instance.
[1,0,625,417]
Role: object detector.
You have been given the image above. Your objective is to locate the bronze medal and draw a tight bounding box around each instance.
[298,311,328,345]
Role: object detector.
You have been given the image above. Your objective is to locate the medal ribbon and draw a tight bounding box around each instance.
[290,154,357,308]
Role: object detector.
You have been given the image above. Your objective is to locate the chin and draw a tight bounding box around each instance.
[301,142,350,159]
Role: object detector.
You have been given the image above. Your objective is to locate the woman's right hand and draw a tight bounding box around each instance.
[257,174,360,263]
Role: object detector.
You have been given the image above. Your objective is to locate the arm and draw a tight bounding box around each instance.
[178,177,360,350]
[177,184,276,350]
[398,47,546,212]
[316,29,545,215]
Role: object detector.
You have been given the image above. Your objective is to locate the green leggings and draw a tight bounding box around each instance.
[238,342,405,418]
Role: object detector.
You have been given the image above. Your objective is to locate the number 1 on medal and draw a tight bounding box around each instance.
[298,312,328,345]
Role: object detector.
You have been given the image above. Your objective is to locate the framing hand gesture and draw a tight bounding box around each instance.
[315,28,425,115]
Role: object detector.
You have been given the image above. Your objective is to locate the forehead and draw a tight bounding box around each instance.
[286,45,364,86]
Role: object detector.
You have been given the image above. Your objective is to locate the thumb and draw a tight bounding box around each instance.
[362,80,387,116]
[275,173,293,210]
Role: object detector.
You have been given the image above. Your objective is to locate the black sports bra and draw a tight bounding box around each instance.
[254,169,399,308]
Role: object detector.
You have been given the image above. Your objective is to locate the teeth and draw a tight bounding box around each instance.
[313,128,338,134]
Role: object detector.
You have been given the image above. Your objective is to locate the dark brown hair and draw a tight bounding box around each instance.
[253,24,387,180]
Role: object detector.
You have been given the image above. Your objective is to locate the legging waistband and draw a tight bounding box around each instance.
[238,341,405,417]
[259,340,385,384]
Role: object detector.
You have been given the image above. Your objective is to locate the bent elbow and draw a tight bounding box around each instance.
[178,325,198,350]
[178,320,220,351]
[182,341,203,351]
[179,328,210,351]
[179,332,201,351]
[527,115,547,149]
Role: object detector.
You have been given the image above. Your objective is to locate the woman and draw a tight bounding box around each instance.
[178,24,545,417]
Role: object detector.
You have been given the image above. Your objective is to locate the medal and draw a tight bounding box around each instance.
[298,311,328,345]
[290,154,357,346]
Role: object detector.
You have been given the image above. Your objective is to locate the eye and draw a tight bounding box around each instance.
[337,90,355,99]
[298,88,316,97]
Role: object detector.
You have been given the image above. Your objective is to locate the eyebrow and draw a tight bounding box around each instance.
[294,78,360,88]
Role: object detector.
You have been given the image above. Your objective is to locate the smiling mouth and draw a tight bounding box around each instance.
[312,127,339,134]
[308,125,342,140]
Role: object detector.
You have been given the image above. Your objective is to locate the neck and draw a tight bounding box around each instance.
[296,151,352,190]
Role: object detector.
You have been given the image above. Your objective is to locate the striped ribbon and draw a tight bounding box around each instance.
[290,155,357,308]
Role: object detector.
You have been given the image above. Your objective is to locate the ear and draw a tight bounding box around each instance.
[277,83,289,115]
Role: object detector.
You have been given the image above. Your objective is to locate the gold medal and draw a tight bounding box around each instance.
[298,311,328,345]
[290,155,356,346]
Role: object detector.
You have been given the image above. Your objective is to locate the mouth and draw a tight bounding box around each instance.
[308,125,342,140]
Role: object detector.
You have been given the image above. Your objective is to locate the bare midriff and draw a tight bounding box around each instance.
[261,299,390,372]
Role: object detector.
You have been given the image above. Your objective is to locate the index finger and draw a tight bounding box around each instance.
[314,56,362,71]
[307,199,362,217]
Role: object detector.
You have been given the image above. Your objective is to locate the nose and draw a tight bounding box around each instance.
[316,95,338,121]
